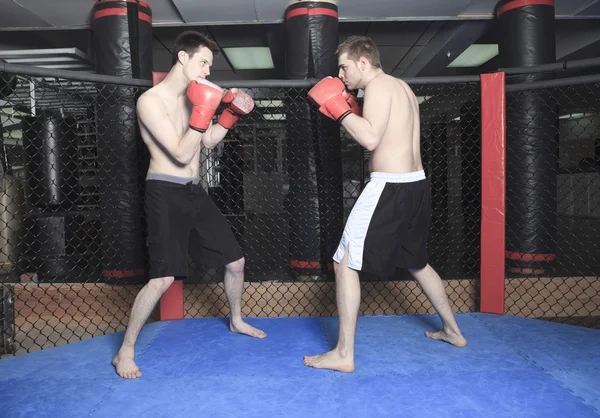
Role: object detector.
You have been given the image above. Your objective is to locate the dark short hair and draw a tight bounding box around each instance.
[172,31,220,66]
[337,36,382,69]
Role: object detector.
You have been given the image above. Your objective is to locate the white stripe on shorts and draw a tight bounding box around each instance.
[332,170,426,270]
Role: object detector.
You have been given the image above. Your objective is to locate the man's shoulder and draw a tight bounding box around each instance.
[136,89,167,126]
[137,88,162,112]
[382,75,415,98]
[365,74,399,93]
[138,87,160,102]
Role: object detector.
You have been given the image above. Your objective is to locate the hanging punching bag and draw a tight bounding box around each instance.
[22,113,79,209]
[496,0,558,275]
[92,0,153,281]
[284,0,342,277]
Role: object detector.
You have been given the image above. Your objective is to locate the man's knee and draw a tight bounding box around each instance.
[225,257,245,274]
[148,276,174,293]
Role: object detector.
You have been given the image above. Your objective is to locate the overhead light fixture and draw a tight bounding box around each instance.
[263,114,285,120]
[447,44,498,68]
[256,100,283,107]
[222,47,274,70]
[558,113,596,120]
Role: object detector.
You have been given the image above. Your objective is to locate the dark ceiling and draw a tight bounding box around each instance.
[0,1,599,80]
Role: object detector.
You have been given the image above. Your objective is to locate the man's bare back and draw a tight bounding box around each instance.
[363,74,423,174]
[138,84,201,179]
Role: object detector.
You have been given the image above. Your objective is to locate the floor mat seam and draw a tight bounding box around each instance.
[472,314,599,414]
[137,322,169,359]
[87,383,118,416]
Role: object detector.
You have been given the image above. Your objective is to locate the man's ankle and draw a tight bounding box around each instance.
[119,343,135,353]
[335,346,353,359]
[443,325,460,335]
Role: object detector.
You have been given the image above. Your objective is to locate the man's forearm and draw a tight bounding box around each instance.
[341,114,379,151]
[202,123,228,149]
[174,129,203,164]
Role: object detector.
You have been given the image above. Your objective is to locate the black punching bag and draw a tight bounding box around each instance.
[22,113,79,208]
[496,0,558,275]
[92,0,153,281]
[285,1,343,276]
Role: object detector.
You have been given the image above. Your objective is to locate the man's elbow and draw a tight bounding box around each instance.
[202,139,216,150]
[365,135,381,152]
[173,151,194,165]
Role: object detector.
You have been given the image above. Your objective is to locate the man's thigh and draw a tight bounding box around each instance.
[188,186,243,271]
[360,183,412,275]
[145,180,192,278]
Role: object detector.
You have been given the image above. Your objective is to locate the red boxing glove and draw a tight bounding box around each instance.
[343,90,362,116]
[217,88,255,129]
[308,77,352,122]
[187,78,224,132]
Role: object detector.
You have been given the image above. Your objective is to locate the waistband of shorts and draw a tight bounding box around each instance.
[146,172,201,185]
[369,170,426,183]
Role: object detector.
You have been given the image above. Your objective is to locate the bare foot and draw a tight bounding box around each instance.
[303,349,355,373]
[112,346,142,379]
[230,319,267,339]
[425,329,467,347]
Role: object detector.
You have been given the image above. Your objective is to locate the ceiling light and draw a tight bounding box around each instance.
[222,47,274,70]
[263,114,285,120]
[256,100,283,107]
[447,44,498,68]
[559,113,596,120]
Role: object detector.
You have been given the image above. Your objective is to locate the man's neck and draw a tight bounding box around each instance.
[361,68,385,89]
[161,67,189,97]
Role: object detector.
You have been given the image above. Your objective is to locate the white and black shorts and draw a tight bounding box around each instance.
[333,171,430,276]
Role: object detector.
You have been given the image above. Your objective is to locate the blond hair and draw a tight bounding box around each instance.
[336,36,382,68]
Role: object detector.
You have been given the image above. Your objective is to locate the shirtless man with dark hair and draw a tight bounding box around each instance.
[303,35,467,373]
[112,30,266,379]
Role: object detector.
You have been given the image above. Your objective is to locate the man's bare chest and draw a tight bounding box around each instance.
[164,100,192,138]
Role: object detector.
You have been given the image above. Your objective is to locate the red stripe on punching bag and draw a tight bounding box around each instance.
[290,260,322,269]
[95,0,151,8]
[103,269,145,278]
[505,251,556,261]
[93,8,151,23]
[498,0,554,15]
[138,12,151,23]
[286,7,338,19]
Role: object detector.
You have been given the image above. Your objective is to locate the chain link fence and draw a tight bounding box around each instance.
[183,81,482,320]
[504,78,600,328]
[1,71,153,357]
[0,68,482,357]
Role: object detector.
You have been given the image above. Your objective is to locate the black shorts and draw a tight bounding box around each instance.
[333,171,430,276]
[144,174,243,280]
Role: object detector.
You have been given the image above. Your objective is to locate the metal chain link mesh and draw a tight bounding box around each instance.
[6,68,593,357]
[182,82,482,321]
[1,74,156,357]
[505,82,600,328]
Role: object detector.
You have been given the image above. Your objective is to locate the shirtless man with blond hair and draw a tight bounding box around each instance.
[112,31,266,379]
[303,36,467,373]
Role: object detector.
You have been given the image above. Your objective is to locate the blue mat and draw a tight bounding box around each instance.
[0,313,598,417]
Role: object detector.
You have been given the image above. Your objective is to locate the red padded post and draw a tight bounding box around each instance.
[480,72,506,315]
[160,280,184,321]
